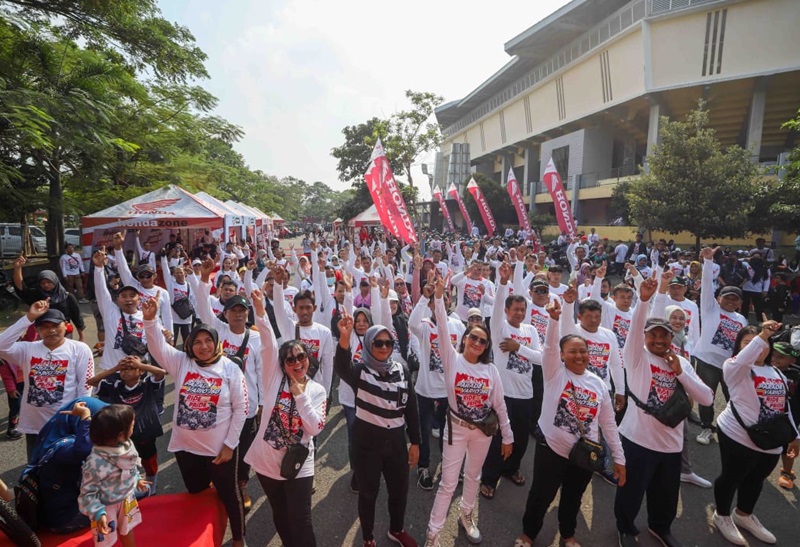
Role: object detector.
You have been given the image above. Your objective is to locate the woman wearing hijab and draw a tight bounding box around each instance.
[335,313,422,547]
[23,396,107,533]
[13,257,85,341]
[142,298,249,547]
[426,276,514,547]
[247,288,327,546]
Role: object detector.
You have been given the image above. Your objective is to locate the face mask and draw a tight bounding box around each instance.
[326,277,335,287]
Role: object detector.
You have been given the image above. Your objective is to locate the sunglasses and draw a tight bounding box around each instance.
[372,339,395,349]
[467,333,489,346]
[284,353,308,365]
[532,288,549,295]
[138,273,154,279]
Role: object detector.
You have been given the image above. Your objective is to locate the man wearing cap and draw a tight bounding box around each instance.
[112,232,173,336]
[694,246,749,446]
[197,268,263,512]
[615,277,713,547]
[0,300,94,457]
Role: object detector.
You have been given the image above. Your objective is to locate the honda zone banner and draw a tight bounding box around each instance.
[543,157,577,237]
[466,178,497,236]
[433,186,455,233]
[506,167,530,231]
[447,183,472,229]
[364,139,418,243]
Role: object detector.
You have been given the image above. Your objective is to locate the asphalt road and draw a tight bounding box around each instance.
[0,240,797,546]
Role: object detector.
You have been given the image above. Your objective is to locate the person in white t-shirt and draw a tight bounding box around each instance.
[59,243,87,302]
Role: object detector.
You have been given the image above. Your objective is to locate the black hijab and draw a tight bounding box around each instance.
[37,270,69,304]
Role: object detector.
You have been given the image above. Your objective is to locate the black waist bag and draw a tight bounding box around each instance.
[730,372,797,451]
[627,381,691,429]
[121,318,148,357]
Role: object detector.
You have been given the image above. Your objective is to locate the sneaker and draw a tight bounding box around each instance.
[6,428,22,440]
[78,298,89,304]
[680,472,712,488]
[618,532,638,547]
[647,528,682,547]
[731,511,776,544]
[712,512,745,546]
[431,428,440,439]
[696,428,713,445]
[424,531,440,547]
[459,511,482,544]
[778,470,795,489]
[595,469,618,485]
[387,529,418,547]
[417,467,434,491]
[350,472,359,494]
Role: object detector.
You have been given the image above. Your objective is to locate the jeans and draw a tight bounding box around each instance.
[714,429,780,515]
[522,439,593,540]
[427,418,493,535]
[614,436,682,535]
[257,474,316,547]
[481,396,533,488]
[417,394,447,469]
[695,358,729,428]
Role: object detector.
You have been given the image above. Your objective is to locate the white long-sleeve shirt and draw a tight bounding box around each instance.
[0,315,93,434]
[94,266,149,371]
[59,252,84,277]
[409,296,465,399]
[114,248,173,334]
[450,272,493,322]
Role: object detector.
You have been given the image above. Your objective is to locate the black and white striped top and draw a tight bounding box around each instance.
[334,345,421,444]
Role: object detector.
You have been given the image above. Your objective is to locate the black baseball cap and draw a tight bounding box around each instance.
[644,317,672,333]
[118,285,140,296]
[34,309,67,326]
[137,264,155,277]
[223,295,249,311]
[668,276,687,286]
[530,279,549,290]
[719,286,743,299]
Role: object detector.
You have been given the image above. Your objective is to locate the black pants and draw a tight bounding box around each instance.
[25,433,38,459]
[482,396,533,488]
[614,436,682,535]
[714,429,780,516]
[238,416,258,483]
[352,421,409,540]
[6,382,23,431]
[173,322,191,346]
[522,439,593,540]
[695,358,729,428]
[257,474,316,547]
[417,394,447,469]
[174,449,246,541]
[530,367,544,431]
[741,291,764,322]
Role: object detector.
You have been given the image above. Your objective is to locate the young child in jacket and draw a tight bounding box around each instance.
[79,404,150,546]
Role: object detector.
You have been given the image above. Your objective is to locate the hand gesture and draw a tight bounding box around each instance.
[212,445,234,465]
[664,349,683,375]
[499,261,512,285]
[288,375,308,396]
[477,283,486,295]
[200,258,215,281]
[422,282,434,299]
[112,232,124,251]
[247,259,257,271]
[337,312,354,340]
[699,246,719,261]
[309,240,317,252]
[545,299,561,320]
[342,272,352,292]
[413,254,423,269]
[272,266,286,286]
[499,337,520,353]
[596,262,607,278]
[434,275,446,299]
[639,276,658,302]
[408,444,419,467]
[250,288,265,317]
[92,250,107,269]
[60,401,91,420]
[141,297,158,321]
[136,478,152,492]
[13,255,26,269]
[27,299,50,322]
[368,275,378,289]
[759,317,781,339]
[379,278,390,299]
[96,514,111,535]
[562,280,578,304]
[661,269,674,284]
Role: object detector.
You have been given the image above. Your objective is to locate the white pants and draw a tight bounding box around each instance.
[427,420,493,535]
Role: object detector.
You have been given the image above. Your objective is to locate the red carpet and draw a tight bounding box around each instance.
[1,490,227,547]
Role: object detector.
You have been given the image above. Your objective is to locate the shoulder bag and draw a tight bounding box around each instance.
[730,370,797,450]
[567,383,606,473]
[273,376,310,479]
[120,316,148,357]
[227,329,250,371]
[172,283,194,320]
[295,324,320,379]
[627,375,691,429]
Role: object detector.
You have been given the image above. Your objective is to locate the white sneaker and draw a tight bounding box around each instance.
[424,530,440,547]
[696,428,714,445]
[713,512,745,546]
[680,472,712,488]
[732,511,776,544]
[459,511,482,544]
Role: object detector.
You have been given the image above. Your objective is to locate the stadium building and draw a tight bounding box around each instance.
[432,0,799,241]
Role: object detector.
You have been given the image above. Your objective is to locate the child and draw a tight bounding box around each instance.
[79,404,150,546]
[0,359,23,439]
[89,356,164,497]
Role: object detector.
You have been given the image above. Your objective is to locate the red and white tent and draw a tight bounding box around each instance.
[81,185,225,254]
[348,205,382,228]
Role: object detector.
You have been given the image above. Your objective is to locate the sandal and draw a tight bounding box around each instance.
[479,483,495,500]
[514,538,532,547]
[505,471,526,486]
[562,538,581,547]
[778,470,795,489]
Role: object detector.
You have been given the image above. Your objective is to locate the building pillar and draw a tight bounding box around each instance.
[522,145,533,196]
[501,155,512,185]
[644,101,663,174]
[746,78,767,162]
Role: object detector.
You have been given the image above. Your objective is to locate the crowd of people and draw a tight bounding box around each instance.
[0,224,799,547]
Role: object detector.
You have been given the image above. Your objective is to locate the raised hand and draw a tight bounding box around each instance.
[639,276,658,301]
[759,317,782,339]
[699,246,719,261]
[27,299,50,322]
[545,299,561,320]
[113,232,124,251]
[200,258,216,282]
[60,400,90,420]
[422,282,434,299]
[141,297,158,321]
[434,275,446,299]
[247,259,257,271]
[250,288,265,317]
[499,261,512,285]
[596,261,607,278]
[337,312,354,341]
[13,255,26,269]
[92,250,107,269]
[379,278,390,299]
[562,280,578,304]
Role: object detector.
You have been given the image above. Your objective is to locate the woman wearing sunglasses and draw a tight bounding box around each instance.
[245,288,328,546]
[425,276,513,547]
[335,310,421,547]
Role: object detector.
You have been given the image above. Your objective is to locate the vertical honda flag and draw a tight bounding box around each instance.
[542,157,577,237]
[433,186,455,233]
[466,178,497,236]
[506,167,530,231]
[447,183,472,230]
[363,139,418,243]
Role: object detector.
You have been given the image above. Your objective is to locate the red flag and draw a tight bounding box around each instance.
[466,178,497,236]
[363,139,418,243]
[506,167,530,231]
[447,183,472,229]
[433,186,455,233]
[543,157,577,237]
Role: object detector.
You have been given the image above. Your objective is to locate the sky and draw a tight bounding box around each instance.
[157,0,572,198]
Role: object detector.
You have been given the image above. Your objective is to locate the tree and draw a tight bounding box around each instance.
[331,117,388,185]
[626,103,762,250]
[609,179,633,225]
[461,174,517,231]
[762,108,800,231]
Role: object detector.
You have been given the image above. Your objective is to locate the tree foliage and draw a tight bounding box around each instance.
[762,108,800,231]
[331,117,389,185]
[626,104,763,249]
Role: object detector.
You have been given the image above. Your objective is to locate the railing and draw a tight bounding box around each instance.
[648,0,726,16]
[442,0,646,138]
[579,165,641,188]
